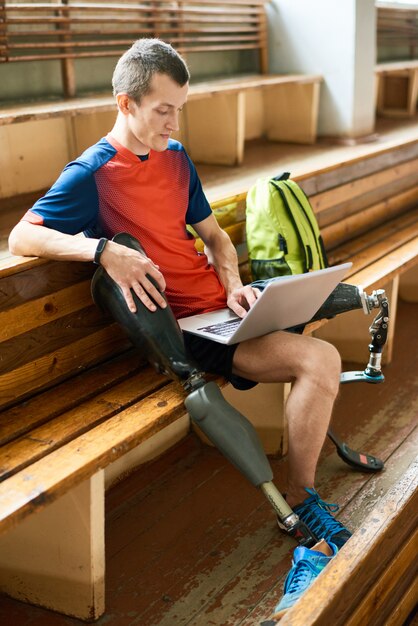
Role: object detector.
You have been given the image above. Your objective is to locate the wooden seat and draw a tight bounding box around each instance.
[0,72,322,167]
[375,60,418,118]
[185,73,322,165]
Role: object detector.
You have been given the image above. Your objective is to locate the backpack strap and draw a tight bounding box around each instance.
[282,180,329,269]
[269,179,310,273]
[272,172,291,182]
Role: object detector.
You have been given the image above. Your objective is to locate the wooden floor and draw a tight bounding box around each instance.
[0,296,417,624]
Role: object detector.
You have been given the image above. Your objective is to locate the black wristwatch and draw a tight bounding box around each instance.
[93,238,108,265]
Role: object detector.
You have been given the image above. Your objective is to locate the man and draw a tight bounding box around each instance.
[9,38,350,549]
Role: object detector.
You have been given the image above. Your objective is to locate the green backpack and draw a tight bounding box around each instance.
[246,173,328,280]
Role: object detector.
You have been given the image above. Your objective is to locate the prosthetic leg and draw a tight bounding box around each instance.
[91,233,318,547]
[311,283,389,471]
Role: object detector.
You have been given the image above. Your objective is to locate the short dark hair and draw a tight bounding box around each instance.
[112,38,190,102]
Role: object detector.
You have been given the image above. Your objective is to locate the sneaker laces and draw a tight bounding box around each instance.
[284,559,317,595]
[295,488,345,537]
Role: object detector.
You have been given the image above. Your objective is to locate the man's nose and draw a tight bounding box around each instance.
[166,111,180,131]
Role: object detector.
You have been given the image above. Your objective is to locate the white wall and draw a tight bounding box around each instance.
[267,0,376,138]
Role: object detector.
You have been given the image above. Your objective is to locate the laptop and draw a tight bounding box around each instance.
[178,262,352,344]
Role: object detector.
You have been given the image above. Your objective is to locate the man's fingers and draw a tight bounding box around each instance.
[146,265,166,293]
[229,286,262,318]
[233,303,248,318]
[122,287,138,314]
[139,276,167,310]
[244,287,259,308]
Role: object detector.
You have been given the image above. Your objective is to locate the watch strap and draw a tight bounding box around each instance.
[94,238,108,265]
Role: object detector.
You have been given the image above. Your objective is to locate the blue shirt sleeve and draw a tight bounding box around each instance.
[184,153,212,225]
[29,160,100,235]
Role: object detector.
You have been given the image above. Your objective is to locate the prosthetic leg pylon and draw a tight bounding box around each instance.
[91,233,318,547]
[312,283,388,471]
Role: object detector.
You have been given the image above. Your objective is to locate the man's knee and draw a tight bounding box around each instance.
[303,338,341,396]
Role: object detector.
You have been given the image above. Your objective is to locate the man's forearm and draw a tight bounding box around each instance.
[204,229,243,297]
[8,221,97,262]
[9,221,167,314]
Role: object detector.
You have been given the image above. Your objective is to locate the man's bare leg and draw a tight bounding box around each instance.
[232,331,341,508]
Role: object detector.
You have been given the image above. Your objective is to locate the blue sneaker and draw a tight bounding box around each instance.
[271,540,338,620]
[292,488,352,548]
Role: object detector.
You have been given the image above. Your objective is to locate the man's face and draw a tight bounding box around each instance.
[127,73,189,153]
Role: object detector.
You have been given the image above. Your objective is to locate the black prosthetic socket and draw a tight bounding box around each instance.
[91,232,202,388]
[310,282,363,322]
[90,232,317,546]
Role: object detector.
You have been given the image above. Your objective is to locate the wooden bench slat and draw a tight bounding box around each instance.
[0,324,130,408]
[376,60,418,73]
[0,259,94,308]
[0,382,187,533]
[5,20,262,34]
[0,254,45,277]
[345,531,417,626]
[0,367,169,481]
[317,170,418,229]
[187,73,322,99]
[310,156,418,215]
[1,44,264,63]
[328,207,418,262]
[6,34,263,51]
[299,140,418,197]
[0,350,143,445]
[346,237,418,290]
[328,214,418,280]
[5,8,265,20]
[6,0,266,8]
[321,186,418,249]
[0,279,92,341]
[0,304,111,374]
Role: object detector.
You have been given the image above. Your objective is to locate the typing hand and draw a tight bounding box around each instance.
[100,240,167,313]
[227,285,261,318]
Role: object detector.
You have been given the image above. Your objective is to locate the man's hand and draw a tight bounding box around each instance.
[100,240,167,313]
[227,285,261,318]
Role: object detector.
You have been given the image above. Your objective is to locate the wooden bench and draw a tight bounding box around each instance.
[376,2,418,60]
[0,1,322,168]
[1,0,271,97]
[375,60,418,118]
[0,72,322,168]
[1,139,418,621]
[375,2,418,118]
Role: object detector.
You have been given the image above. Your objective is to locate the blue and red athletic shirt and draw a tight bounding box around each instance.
[22,134,227,319]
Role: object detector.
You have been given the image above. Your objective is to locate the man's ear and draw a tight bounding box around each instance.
[116,93,132,116]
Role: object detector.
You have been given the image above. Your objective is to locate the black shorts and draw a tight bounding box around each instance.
[182,278,306,391]
[183,333,258,391]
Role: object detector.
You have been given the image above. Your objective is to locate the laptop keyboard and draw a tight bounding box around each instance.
[197,318,241,337]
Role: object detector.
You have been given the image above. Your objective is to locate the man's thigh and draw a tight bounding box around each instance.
[232,330,330,384]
